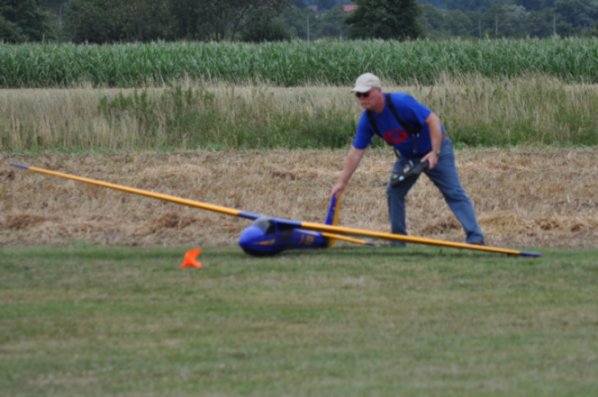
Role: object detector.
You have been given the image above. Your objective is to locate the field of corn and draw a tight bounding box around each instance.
[1,38,598,88]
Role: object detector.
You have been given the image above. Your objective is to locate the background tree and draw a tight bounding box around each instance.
[169,0,288,41]
[5,0,598,42]
[0,4,24,42]
[122,0,172,41]
[515,0,555,11]
[586,21,598,36]
[418,4,478,38]
[65,0,122,43]
[241,13,292,42]
[0,0,52,42]
[347,0,423,39]
[45,0,67,20]
[418,3,448,38]
[281,4,317,39]
[555,0,598,36]
[64,0,171,43]
[482,3,529,37]
[450,10,479,36]
[315,6,350,38]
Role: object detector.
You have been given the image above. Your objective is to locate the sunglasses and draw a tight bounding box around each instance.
[355,91,371,99]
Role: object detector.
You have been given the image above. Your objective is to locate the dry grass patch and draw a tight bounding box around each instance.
[2,147,597,249]
[2,77,597,151]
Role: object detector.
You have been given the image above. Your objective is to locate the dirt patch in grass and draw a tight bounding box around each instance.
[2,148,597,249]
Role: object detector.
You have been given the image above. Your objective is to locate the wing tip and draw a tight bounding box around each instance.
[519,251,542,258]
[10,163,29,170]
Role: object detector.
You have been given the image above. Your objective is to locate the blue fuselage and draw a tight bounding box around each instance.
[238,217,328,256]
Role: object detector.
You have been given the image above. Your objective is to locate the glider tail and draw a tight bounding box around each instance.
[325,193,341,226]
[324,193,341,247]
[323,194,373,247]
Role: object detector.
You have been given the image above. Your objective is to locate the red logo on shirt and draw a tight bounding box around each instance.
[382,129,409,145]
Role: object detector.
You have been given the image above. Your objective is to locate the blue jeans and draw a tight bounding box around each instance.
[386,138,484,244]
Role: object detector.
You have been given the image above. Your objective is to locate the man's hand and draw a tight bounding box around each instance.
[330,181,347,198]
[424,111,443,169]
[421,150,440,169]
[389,160,429,187]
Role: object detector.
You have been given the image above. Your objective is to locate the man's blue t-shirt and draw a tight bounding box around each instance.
[353,93,443,159]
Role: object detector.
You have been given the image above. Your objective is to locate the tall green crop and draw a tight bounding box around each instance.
[1,38,597,88]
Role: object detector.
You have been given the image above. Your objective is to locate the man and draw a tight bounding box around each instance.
[331,73,485,245]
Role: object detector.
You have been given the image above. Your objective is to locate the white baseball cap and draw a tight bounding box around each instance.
[352,73,382,93]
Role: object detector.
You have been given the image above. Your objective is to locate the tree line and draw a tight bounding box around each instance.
[1,0,597,43]
[419,0,598,38]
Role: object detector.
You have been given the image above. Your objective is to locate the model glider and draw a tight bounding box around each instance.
[10,163,541,257]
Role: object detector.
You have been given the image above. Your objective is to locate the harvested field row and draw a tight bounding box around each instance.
[1,148,597,249]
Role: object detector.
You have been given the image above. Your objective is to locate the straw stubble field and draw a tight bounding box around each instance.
[2,147,597,250]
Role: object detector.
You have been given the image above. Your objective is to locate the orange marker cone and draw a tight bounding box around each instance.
[180,248,203,269]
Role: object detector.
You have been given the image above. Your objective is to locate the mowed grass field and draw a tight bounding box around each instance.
[2,38,598,395]
[1,245,597,396]
[2,148,597,395]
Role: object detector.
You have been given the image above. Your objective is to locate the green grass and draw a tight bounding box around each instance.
[1,245,597,396]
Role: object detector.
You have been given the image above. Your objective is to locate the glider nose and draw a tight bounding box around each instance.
[238,224,282,256]
[239,225,264,245]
